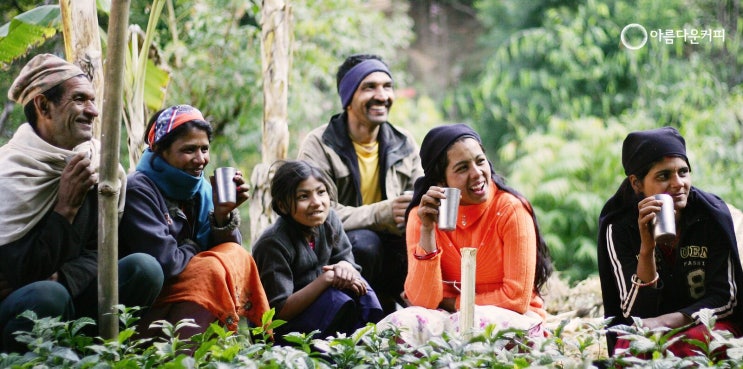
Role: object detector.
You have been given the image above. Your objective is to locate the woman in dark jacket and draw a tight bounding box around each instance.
[598,126,743,357]
[119,105,268,339]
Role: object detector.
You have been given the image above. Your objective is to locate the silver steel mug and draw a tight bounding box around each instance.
[438,187,461,231]
[214,167,237,206]
[652,193,676,244]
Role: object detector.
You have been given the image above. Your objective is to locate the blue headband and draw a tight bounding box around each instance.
[338,59,392,109]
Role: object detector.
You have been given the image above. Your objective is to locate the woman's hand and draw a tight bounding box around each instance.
[417,186,446,229]
[638,312,692,330]
[637,195,663,255]
[438,297,456,313]
[233,170,251,206]
[211,170,249,226]
[635,195,663,284]
[416,186,446,254]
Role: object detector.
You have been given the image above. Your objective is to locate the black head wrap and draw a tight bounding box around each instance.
[419,123,480,175]
[622,126,689,176]
[601,126,692,237]
[406,123,479,220]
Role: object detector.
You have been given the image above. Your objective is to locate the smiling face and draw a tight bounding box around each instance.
[346,71,394,128]
[290,176,330,227]
[160,127,210,177]
[443,138,492,205]
[35,76,98,150]
[632,156,691,211]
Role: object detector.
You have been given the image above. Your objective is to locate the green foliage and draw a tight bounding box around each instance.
[4,306,743,368]
[144,0,416,176]
[454,0,743,280]
[607,309,743,367]
[0,5,59,65]
[502,117,630,281]
[4,0,743,284]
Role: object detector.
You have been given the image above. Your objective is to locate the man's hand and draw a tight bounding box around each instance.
[392,192,413,228]
[0,272,13,300]
[55,152,97,223]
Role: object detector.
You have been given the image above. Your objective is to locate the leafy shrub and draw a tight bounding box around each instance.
[2,307,743,368]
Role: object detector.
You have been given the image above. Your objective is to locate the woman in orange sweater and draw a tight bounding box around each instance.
[378,124,553,344]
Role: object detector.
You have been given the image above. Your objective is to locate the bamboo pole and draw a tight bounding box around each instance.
[460,247,477,340]
[97,0,130,339]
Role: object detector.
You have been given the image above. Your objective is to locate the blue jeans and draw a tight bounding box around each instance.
[0,253,163,352]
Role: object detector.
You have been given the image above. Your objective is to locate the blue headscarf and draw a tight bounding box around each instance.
[137,148,213,249]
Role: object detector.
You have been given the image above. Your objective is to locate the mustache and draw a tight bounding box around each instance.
[366,98,391,108]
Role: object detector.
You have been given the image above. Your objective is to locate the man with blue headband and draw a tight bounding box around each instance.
[298,54,423,314]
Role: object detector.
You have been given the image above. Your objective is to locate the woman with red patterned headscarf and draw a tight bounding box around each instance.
[119,105,268,341]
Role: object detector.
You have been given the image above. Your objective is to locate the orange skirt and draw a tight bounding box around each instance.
[156,242,269,331]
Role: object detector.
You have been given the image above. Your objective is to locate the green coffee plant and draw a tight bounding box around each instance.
[2,306,743,368]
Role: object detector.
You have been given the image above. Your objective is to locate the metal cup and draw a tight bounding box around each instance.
[214,167,237,206]
[652,193,676,244]
[438,187,461,231]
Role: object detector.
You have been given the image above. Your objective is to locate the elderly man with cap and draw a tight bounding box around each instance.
[598,126,743,358]
[298,54,423,314]
[0,54,163,352]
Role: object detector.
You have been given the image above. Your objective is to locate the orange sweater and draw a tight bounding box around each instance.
[404,182,545,318]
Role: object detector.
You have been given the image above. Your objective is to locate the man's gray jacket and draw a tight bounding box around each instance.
[298,112,423,235]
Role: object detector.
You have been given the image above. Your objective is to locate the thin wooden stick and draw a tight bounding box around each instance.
[460,247,477,339]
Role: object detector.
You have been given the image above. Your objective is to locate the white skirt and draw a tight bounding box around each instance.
[376,305,544,346]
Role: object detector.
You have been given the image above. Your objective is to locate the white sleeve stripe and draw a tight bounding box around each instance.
[606,225,627,297]
[622,283,640,318]
[606,224,638,317]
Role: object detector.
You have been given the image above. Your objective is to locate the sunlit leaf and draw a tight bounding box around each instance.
[0,5,60,65]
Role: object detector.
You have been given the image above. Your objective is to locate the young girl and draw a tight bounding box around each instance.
[252,160,383,340]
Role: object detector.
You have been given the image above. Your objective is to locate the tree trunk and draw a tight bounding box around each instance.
[60,0,104,139]
[97,0,131,339]
[249,0,293,243]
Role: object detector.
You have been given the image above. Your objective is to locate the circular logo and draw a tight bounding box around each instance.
[620,23,648,50]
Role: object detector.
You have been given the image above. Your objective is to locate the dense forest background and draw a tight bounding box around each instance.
[2,0,742,283]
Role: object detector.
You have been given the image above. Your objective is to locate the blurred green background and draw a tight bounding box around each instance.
[2,0,741,283]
